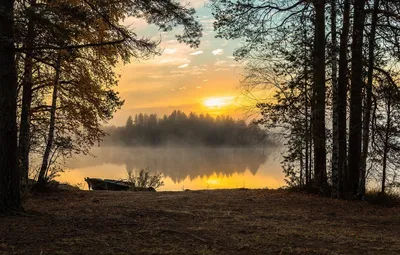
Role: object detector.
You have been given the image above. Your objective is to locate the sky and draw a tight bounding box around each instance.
[110,0,249,126]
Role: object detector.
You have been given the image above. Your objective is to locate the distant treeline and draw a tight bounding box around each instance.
[103,110,268,147]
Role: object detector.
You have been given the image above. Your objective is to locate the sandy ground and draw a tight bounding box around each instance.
[0,189,399,255]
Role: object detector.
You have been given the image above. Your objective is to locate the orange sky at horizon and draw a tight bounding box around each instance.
[107,1,263,126]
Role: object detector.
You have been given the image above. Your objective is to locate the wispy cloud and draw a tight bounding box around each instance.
[189,50,204,56]
[215,60,228,66]
[163,48,177,54]
[178,63,189,68]
[159,58,183,64]
[212,49,224,56]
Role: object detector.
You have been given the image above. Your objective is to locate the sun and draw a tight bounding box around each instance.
[203,96,234,108]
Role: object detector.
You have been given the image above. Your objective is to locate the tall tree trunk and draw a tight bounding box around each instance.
[300,148,304,187]
[337,0,350,196]
[359,0,380,198]
[303,13,310,188]
[348,0,366,197]
[304,62,310,187]
[312,0,327,190]
[381,95,391,194]
[309,120,313,184]
[18,0,36,183]
[331,0,340,198]
[303,14,309,188]
[304,128,309,186]
[37,54,62,186]
[0,0,23,214]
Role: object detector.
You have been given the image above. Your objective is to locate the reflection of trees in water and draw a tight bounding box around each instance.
[67,147,269,182]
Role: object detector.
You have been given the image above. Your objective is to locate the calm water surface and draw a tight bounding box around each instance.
[58,147,285,191]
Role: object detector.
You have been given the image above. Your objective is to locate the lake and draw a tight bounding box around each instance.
[58,146,285,191]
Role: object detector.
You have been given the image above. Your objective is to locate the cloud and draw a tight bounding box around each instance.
[212,49,224,56]
[215,60,228,66]
[178,63,189,68]
[189,50,204,56]
[159,58,181,64]
[159,57,190,65]
[164,48,177,54]
[122,17,148,29]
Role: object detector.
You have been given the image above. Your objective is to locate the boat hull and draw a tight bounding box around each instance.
[85,178,130,191]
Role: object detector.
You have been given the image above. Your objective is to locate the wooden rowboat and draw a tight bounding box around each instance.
[84,178,130,191]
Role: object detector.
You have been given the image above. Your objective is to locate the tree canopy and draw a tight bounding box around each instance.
[103,111,270,147]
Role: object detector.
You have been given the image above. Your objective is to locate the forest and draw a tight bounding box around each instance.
[210,0,400,197]
[0,0,203,214]
[102,110,268,147]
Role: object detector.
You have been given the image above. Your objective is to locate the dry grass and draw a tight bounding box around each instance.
[1,189,399,255]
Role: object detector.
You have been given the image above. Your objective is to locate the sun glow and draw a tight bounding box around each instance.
[206,179,220,185]
[203,96,234,108]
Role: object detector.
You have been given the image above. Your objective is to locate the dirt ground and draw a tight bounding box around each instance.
[0,189,399,255]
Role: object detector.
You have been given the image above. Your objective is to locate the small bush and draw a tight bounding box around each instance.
[126,168,164,190]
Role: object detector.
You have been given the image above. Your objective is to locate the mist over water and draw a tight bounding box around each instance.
[60,146,284,190]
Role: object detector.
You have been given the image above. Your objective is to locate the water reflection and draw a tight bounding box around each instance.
[60,147,284,190]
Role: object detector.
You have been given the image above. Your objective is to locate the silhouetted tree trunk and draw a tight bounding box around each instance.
[37,54,62,186]
[312,0,327,190]
[337,0,350,196]
[348,0,366,197]
[303,14,310,188]
[381,94,391,194]
[18,0,37,183]
[331,0,340,198]
[359,0,380,197]
[300,149,304,187]
[0,0,23,214]
[304,49,310,187]
[308,121,313,185]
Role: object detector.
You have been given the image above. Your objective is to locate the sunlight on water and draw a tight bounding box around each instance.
[160,168,283,191]
[58,147,284,191]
